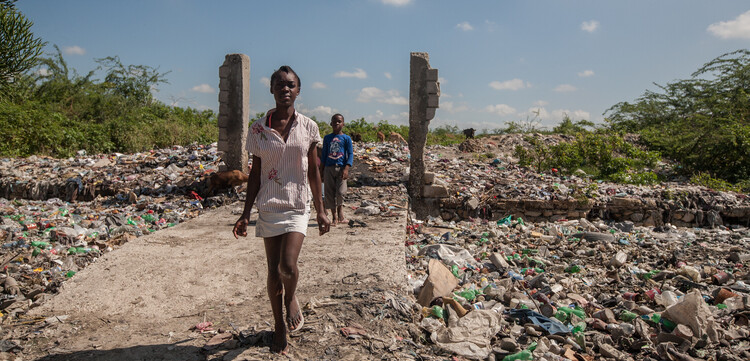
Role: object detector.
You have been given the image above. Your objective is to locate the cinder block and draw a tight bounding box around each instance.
[423,184,448,198]
[427,94,439,108]
[426,68,438,81]
[218,126,229,141]
[218,90,229,103]
[219,78,230,90]
[217,139,229,152]
[423,172,435,184]
[426,108,436,121]
[219,104,230,116]
[426,81,440,95]
[219,66,230,78]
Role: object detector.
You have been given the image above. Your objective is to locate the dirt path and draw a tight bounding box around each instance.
[23,202,410,360]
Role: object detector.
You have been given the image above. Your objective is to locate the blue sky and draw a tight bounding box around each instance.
[16,0,750,130]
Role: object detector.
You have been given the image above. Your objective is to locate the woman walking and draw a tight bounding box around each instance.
[233,65,330,354]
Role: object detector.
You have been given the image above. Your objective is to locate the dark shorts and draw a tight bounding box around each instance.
[323,166,347,209]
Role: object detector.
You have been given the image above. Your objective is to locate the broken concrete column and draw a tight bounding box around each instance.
[408,52,440,220]
[218,54,250,173]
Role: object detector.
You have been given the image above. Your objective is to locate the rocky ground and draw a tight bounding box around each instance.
[0,135,748,360]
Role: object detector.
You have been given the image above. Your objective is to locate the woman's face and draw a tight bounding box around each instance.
[270,71,300,107]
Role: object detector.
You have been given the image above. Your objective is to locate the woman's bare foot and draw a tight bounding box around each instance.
[270,326,288,354]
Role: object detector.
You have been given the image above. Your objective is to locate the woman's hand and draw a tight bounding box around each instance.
[317,211,331,235]
[233,217,249,238]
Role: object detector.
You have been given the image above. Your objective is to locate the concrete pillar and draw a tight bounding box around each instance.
[408,52,440,220]
[217,54,250,173]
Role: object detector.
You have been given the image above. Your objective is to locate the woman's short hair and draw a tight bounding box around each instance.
[270,65,301,88]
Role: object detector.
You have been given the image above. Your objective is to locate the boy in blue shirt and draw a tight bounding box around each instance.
[321,114,353,225]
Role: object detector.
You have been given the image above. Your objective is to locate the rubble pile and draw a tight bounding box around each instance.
[406,214,750,360]
[433,138,750,228]
[1,136,749,361]
[0,143,240,320]
[352,139,750,360]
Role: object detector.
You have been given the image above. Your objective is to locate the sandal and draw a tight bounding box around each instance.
[286,298,305,333]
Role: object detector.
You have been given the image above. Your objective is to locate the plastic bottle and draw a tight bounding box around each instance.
[619,310,638,322]
[451,264,460,278]
[557,306,586,320]
[430,305,444,318]
[661,317,677,331]
[502,350,533,361]
[31,241,50,248]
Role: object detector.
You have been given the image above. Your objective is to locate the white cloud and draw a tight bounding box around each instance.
[552,109,591,121]
[581,20,599,33]
[384,72,392,79]
[456,22,474,31]
[525,107,550,120]
[298,104,334,119]
[191,84,215,93]
[380,0,411,6]
[441,101,468,113]
[37,67,50,76]
[63,45,86,55]
[485,104,517,116]
[534,100,549,107]
[311,82,327,89]
[334,68,367,79]
[708,10,750,39]
[489,78,529,91]
[356,87,408,105]
[554,84,577,92]
[438,77,447,84]
[578,70,595,77]
[260,77,270,87]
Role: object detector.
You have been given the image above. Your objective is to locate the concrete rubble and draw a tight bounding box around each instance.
[2,135,750,360]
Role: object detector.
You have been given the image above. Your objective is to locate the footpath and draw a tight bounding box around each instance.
[25,203,409,360]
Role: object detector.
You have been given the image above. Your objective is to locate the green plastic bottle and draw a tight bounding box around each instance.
[502,350,533,361]
[661,318,677,331]
[451,264,460,278]
[430,305,444,318]
[554,309,568,323]
[620,310,638,322]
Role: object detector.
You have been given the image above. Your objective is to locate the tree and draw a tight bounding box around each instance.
[0,4,45,93]
[96,56,169,106]
[605,49,750,183]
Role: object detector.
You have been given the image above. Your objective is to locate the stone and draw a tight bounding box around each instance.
[423,185,449,198]
[609,250,628,267]
[417,259,459,307]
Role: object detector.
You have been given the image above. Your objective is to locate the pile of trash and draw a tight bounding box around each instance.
[0,143,241,320]
[2,137,750,361]
[406,213,750,360]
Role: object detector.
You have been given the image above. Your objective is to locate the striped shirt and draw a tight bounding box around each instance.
[246,110,322,213]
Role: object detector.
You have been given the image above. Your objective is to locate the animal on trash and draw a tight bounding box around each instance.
[349,132,362,142]
[463,128,476,139]
[389,132,407,144]
[209,169,248,194]
[376,131,386,142]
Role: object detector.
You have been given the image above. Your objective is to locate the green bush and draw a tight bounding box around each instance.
[514,132,661,185]
[606,49,750,183]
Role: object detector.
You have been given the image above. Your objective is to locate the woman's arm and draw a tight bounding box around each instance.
[308,144,330,235]
[233,155,262,238]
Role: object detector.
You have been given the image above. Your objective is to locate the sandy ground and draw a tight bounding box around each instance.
[21,202,410,360]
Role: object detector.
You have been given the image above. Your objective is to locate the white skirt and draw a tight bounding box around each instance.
[255,206,311,238]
